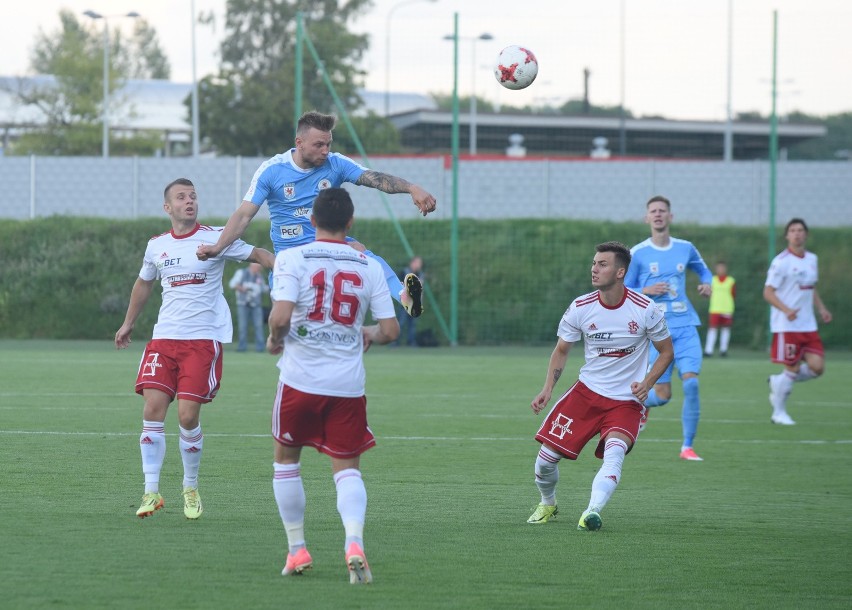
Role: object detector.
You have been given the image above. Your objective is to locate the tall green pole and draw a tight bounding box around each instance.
[294,12,304,130]
[301,27,452,342]
[450,13,460,346]
[767,10,779,347]
[768,10,778,266]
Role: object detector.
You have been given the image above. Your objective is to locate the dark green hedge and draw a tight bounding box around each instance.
[1,217,848,348]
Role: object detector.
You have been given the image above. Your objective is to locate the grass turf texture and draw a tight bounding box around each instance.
[1,340,850,608]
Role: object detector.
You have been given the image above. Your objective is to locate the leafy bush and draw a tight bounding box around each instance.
[1,217,848,349]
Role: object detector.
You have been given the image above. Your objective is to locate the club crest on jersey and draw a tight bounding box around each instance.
[677,263,685,272]
[318,179,332,190]
[283,183,296,200]
[549,414,574,439]
[628,320,639,334]
[649,262,659,275]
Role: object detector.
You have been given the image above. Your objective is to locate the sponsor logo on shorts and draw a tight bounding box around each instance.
[549,414,574,439]
[143,353,163,377]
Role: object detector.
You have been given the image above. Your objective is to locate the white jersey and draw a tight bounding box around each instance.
[140,224,255,342]
[558,288,670,402]
[765,248,819,333]
[271,240,396,397]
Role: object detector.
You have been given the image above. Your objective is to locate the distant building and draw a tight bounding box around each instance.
[0,76,826,159]
[0,76,437,156]
[388,110,827,160]
[0,76,193,155]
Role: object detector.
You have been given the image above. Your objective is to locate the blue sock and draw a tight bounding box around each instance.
[681,377,700,448]
[644,388,670,407]
[364,249,404,304]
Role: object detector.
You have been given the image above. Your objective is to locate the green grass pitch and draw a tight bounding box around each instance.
[1,340,850,608]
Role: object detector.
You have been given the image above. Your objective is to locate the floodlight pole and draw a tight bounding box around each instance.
[83,10,140,158]
[618,0,626,156]
[191,0,200,157]
[101,21,109,157]
[723,0,734,161]
[450,14,460,345]
[768,10,779,263]
[444,32,493,155]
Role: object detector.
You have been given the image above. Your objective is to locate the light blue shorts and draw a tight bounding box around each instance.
[649,325,702,384]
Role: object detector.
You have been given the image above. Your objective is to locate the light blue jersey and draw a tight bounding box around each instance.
[244,149,408,305]
[624,237,712,329]
[244,149,366,253]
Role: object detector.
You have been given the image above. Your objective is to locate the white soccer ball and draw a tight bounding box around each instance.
[494,45,539,90]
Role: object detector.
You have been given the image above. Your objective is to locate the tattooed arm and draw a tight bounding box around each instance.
[531,338,573,414]
[356,170,437,216]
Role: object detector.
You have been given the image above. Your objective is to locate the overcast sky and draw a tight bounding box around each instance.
[2,0,850,121]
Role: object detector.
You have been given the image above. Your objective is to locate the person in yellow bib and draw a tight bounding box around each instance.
[704,261,736,357]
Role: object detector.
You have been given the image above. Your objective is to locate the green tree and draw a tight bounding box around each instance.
[5,9,170,156]
[430,94,633,119]
[430,94,498,114]
[559,98,632,118]
[734,110,851,160]
[786,111,852,160]
[125,20,171,80]
[197,0,397,156]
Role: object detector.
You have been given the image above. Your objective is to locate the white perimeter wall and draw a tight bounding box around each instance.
[0,156,849,227]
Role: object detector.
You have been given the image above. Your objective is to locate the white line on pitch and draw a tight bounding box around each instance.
[0,429,850,445]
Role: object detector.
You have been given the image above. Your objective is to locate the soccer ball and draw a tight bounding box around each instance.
[494,45,539,90]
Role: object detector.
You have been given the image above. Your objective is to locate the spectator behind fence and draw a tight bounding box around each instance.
[704,261,736,357]
[394,255,424,347]
[229,262,269,353]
